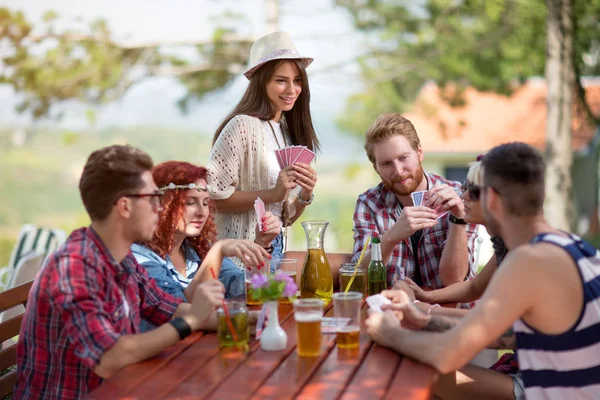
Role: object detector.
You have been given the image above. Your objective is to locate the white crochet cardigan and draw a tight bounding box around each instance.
[207,114,294,267]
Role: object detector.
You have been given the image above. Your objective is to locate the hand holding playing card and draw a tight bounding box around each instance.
[423,184,464,219]
[254,211,281,248]
[386,206,438,243]
[272,166,297,202]
[291,162,317,199]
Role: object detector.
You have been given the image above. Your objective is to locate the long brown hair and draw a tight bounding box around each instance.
[145,161,217,259]
[213,59,320,153]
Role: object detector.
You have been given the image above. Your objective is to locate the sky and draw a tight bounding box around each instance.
[0,0,368,159]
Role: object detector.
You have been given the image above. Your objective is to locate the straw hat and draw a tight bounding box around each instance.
[244,31,313,79]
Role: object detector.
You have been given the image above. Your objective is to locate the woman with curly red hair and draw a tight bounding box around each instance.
[132,161,280,315]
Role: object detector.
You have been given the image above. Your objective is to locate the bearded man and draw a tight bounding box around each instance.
[352,114,478,301]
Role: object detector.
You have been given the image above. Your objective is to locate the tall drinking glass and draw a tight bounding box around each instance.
[216,301,250,349]
[294,298,323,356]
[272,258,298,304]
[245,268,263,306]
[333,292,362,349]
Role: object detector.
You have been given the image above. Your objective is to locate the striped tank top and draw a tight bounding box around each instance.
[513,232,600,399]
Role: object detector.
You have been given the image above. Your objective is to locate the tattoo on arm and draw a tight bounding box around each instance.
[423,316,459,332]
[488,327,516,350]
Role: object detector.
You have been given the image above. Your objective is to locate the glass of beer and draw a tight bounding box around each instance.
[333,292,362,349]
[339,263,368,298]
[272,258,298,304]
[293,298,323,357]
[245,268,263,306]
[216,301,250,349]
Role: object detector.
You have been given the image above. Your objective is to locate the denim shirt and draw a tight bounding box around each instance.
[131,242,244,302]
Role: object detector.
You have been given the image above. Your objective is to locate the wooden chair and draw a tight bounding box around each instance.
[283,251,353,291]
[0,280,33,398]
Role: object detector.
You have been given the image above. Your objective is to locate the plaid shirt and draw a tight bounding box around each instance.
[14,227,183,400]
[352,173,478,292]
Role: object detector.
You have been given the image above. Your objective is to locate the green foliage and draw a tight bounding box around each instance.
[336,0,598,136]
[0,7,252,119]
[0,236,15,268]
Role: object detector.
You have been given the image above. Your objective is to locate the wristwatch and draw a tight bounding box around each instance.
[169,317,192,340]
[297,192,314,205]
[449,214,467,225]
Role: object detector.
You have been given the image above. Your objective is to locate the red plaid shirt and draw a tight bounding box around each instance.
[14,227,183,400]
[352,173,478,293]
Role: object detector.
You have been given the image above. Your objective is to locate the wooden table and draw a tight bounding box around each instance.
[88,302,438,400]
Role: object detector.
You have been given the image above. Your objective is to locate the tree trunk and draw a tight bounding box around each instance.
[545,0,575,231]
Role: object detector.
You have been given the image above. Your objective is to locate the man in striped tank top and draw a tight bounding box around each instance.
[366,142,600,399]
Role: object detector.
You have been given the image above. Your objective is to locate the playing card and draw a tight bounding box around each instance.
[294,147,315,165]
[366,294,392,313]
[320,317,351,334]
[255,304,268,339]
[254,197,265,230]
[275,149,285,169]
[411,190,426,206]
[436,210,449,220]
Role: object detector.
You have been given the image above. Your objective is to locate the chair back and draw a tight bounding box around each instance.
[4,225,65,290]
[0,280,33,398]
[282,251,353,291]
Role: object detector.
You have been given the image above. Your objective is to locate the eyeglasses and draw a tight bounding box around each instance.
[461,181,481,201]
[121,191,164,211]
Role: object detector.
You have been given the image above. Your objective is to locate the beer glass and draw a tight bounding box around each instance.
[272,258,298,304]
[216,301,250,348]
[333,292,362,349]
[294,298,323,356]
[339,263,368,298]
[245,268,263,306]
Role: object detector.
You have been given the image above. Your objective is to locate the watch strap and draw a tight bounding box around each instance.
[298,193,314,205]
[170,317,192,340]
[449,214,467,225]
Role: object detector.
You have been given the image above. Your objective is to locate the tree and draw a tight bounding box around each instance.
[0,7,253,119]
[336,0,600,230]
[545,0,575,230]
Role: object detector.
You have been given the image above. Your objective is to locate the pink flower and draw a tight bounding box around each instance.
[251,273,269,289]
[283,281,298,298]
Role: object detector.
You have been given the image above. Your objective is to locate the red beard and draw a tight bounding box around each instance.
[382,164,425,196]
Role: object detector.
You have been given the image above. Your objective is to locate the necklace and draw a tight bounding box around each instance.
[267,121,286,149]
[267,120,289,252]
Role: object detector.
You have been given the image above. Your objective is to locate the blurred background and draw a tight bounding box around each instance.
[1,0,599,270]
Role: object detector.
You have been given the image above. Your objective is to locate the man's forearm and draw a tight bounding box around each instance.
[387,328,456,373]
[94,322,181,379]
[438,223,469,286]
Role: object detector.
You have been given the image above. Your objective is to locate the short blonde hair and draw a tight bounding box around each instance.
[364,114,421,166]
[466,160,483,185]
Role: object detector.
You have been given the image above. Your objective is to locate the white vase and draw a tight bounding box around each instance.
[260,301,287,351]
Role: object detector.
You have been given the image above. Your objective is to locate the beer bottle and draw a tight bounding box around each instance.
[368,234,386,295]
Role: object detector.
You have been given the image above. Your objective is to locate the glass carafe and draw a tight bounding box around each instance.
[300,220,333,304]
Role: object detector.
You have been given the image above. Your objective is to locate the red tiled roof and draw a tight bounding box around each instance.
[404,79,600,153]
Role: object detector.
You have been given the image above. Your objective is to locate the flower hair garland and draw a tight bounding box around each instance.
[159,182,212,192]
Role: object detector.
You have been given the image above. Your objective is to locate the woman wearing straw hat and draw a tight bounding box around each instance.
[207,31,320,267]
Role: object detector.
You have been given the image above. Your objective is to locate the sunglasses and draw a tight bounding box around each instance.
[461,181,481,201]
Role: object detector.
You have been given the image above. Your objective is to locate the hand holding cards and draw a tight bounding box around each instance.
[366,294,392,313]
[275,146,315,169]
[411,190,449,220]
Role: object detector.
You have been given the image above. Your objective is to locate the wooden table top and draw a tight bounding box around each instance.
[88,301,438,400]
